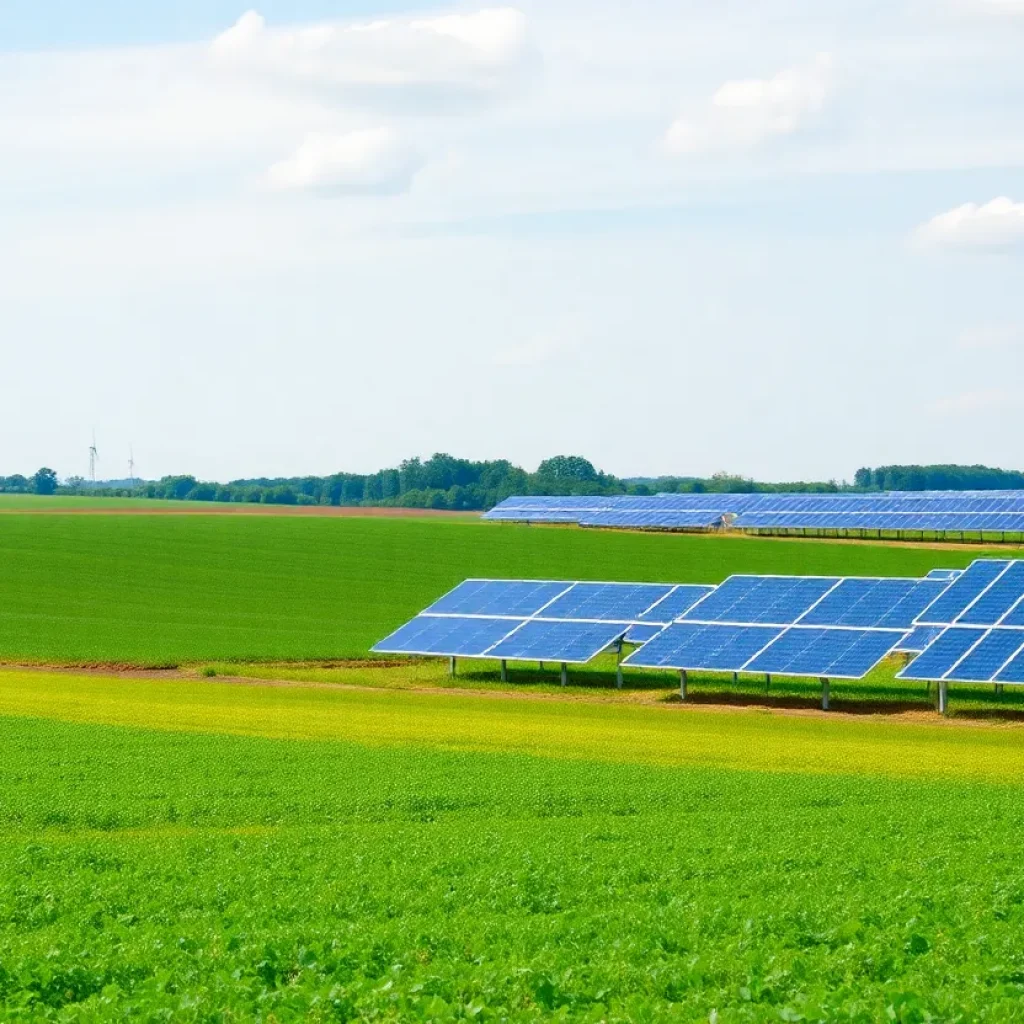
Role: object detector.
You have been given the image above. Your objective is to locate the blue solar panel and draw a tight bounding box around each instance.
[916,560,1011,625]
[898,627,988,680]
[638,585,716,623]
[996,645,1024,684]
[893,625,944,653]
[540,582,674,621]
[482,510,584,523]
[957,561,1024,625]
[746,628,901,679]
[624,623,664,644]
[622,623,784,670]
[800,578,949,629]
[372,615,524,657]
[681,575,840,625]
[486,620,628,663]
[946,630,1024,682]
[926,568,963,581]
[425,579,570,617]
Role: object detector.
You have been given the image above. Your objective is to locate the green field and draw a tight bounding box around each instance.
[0,513,1000,667]
[3,671,1024,1021]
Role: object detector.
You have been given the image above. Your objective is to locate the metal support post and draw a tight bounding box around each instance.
[821,678,830,711]
[500,659,507,683]
[765,673,771,691]
[680,669,688,701]
[539,661,544,671]
[616,642,624,689]
[732,672,739,685]
[995,683,1004,697]
[938,679,948,715]
[449,656,456,678]
[561,662,568,687]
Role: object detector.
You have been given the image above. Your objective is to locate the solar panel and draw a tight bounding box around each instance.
[945,629,1024,682]
[539,582,674,622]
[799,578,949,629]
[425,579,571,617]
[622,623,784,671]
[897,627,988,681]
[996,645,1024,683]
[957,561,1024,625]
[893,625,943,653]
[915,560,1012,625]
[581,510,724,529]
[623,624,664,644]
[485,619,629,663]
[638,585,716,623]
[926,568,963,581]
[373,615,525,657]
[681,575,840,625]
[744,627,903,679]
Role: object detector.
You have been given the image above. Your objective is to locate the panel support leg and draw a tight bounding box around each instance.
[821,678,830,711]
[995,683,1004,697]
[449,656,456,678]
[732,672,739,685]
[500,659,507,683]
[616,642,624,690]
[765,673,771,692]
[561,662,567,687]
[938,679,948,716]
[539,661,544,672]
[680,669,688,702]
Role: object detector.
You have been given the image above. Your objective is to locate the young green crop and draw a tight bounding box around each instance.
[0,513,999,666]
[3,702,1024,1021]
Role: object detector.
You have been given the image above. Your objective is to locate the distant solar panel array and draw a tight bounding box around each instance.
[483,492,1024,536]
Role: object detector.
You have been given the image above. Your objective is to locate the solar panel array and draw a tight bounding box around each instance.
[373,579,714,663]
[377,571,955,681]
[624,574,946,678]
[898,559,1024,684]
[484,492,1024,535]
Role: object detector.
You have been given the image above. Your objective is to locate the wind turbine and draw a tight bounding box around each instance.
[129,446,136,489]
[88,431,99,484]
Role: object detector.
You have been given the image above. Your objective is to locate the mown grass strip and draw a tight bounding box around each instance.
[3,669,1024,783]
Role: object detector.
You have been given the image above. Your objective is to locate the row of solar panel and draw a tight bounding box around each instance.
[374,570,967,678]
[735,512,1024,531]
[900,627,1024,684]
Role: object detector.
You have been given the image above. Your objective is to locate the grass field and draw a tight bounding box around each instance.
[3,670,1024,1021]
[0,513,1002,667]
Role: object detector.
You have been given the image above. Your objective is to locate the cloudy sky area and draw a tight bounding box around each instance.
[2,0,1023,483]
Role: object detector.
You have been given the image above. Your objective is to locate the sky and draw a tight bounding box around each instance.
[2,0,1023,484]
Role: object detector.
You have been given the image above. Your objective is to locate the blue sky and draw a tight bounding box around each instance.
[2,0,1023,483]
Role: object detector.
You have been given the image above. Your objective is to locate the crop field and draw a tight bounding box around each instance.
[2,669,1024,1022]
[0,511,1005,667]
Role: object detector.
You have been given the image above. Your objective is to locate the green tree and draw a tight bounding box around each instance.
[32,468,58,495]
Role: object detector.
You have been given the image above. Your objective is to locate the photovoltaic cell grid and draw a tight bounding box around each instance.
[374,579,718,662]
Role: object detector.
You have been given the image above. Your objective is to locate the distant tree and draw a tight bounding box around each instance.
[853,468,873,489]
[32,468,58,495]
[536,455,597,483]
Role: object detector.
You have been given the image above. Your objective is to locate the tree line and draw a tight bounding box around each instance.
[3,458,1024,509]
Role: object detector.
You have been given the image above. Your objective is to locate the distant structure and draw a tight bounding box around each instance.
[88,431,99,483]
[129,446,136,489]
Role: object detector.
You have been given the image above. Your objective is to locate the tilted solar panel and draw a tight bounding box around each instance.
[947,630,1024,682]
[956,561,1024,625]
[485,620,629,663]
[622,623,784,671]
[893,625,944,653]
[745,628,902,680]
[425,579,572,617]
[800,578,948,629]
[638,585,716,623]
[915,560,1012,625]
[680,575,841,625]
[540,582,674,621]
[373,615,526,657]
[897,627,988,681]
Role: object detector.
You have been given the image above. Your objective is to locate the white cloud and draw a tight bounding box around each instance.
[266,127,425,195]
[916,197,1024,250]
[493,319,587,367]
[931,388,1013,415]
[210,7,533,110]
[665,53,835,155]
[958,324,1024,349]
